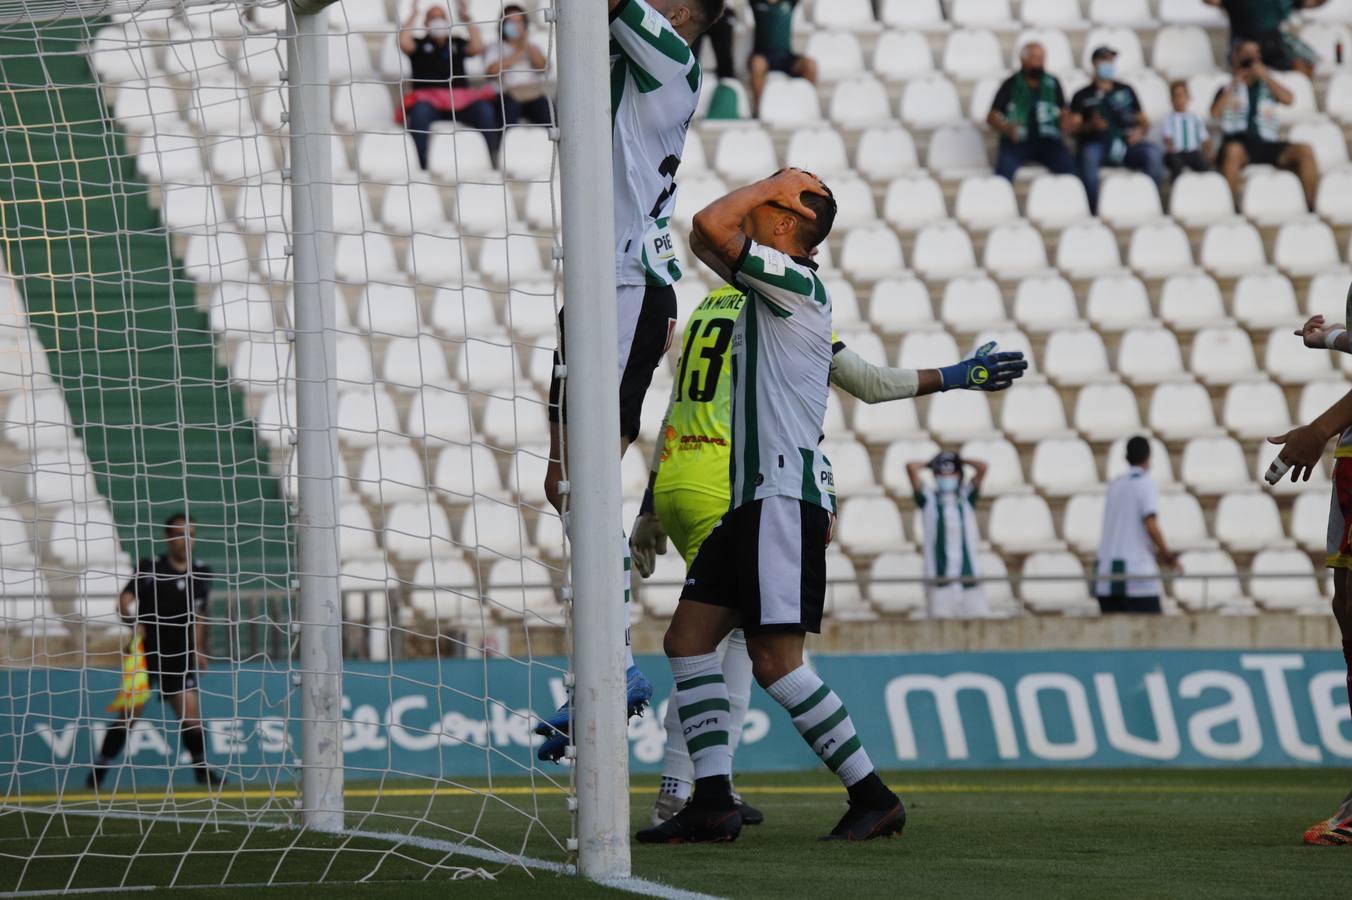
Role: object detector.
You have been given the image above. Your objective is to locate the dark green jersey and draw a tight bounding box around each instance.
[750,0,796,53]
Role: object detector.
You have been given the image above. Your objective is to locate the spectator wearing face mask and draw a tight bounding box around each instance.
[482,4,553,127]
[1213,39,1318,210]
[986,42,1076,182]
[906,452,991,620]
[1070,46,1164,215]
[398,2,500,170]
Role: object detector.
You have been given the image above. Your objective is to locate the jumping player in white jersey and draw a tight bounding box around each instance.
[536,0,725,762]
[636,169,904,844]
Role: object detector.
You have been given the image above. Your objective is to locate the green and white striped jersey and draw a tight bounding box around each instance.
[728,239,834,513]
[609,0,701,288]
[1162,110,1208,153]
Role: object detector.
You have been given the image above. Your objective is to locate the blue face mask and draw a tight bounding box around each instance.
[937,475,960,493]
[1096,61,1116,81]
[503,21,522,41]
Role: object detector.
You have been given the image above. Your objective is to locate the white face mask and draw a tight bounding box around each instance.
[937,475,960,493]
[427,22,451,39]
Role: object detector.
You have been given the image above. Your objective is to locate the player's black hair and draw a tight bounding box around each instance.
[796,183,837,250]
[165,512,191,534]
[1125,436,1151,466]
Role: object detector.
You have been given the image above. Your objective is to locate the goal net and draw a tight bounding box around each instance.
[0,0,596,890]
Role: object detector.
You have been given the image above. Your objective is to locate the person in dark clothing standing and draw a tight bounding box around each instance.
[1070,46,1164,214]
[399,2,498,169]
[87,514,224,790]
[748,0,816,115]
[987,42,1076,181]
[1204,0,1328,75]
[693,4,736,80]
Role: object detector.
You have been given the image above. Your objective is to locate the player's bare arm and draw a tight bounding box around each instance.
[1144,514,1178,569]
[691,168,827,272]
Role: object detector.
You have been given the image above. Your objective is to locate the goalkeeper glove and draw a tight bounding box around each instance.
[629,490,668,579]
[937,341,1028,392]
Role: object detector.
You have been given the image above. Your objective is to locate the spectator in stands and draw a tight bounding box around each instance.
[749,0,817,117]
[987,42,1076,183]
[906,452,992,620]
[693,4,737,81]
[399,2,500,170]
[1162,80,1213,179]
[1213,40,1318,210]
[1070,46,1164,215]
[1205,0,1328,76]
[483,4,553,128]
[1094,437,1178,615]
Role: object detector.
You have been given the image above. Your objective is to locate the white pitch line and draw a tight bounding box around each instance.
[6,806,725,900]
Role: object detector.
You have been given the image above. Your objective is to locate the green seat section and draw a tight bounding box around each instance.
[0,22,292,591]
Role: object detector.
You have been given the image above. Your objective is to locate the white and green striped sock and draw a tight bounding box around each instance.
[669,653,732,780]
[766,666,873,788]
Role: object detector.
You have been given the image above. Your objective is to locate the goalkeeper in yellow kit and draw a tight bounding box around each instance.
[631,284,1027,824]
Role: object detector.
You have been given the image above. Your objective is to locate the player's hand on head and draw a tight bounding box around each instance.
[628,512,668,579]
[769,168,828,219]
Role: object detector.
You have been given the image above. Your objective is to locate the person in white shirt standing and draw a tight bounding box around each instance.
[906,452,990,619]
[1095,436,1178,614]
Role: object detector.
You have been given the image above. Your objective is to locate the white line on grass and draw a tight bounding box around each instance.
[5,806,723,900]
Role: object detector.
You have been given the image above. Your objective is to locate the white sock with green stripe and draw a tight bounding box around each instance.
[766,666,872,788]
[669,653,733,783]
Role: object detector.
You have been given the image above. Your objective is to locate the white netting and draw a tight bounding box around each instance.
[0,0,582,890]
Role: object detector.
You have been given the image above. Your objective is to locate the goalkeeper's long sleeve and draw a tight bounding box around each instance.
[829,346,920,404]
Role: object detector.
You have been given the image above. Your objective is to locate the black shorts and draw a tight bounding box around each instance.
[145,652,198,695]
[680,496,830,636]
[548,283,677,444]
[1221,134,1289,167]
[755,48,801,74]
[1096,595,1162,615]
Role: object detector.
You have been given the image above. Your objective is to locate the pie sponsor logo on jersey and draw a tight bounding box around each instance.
[759,249,785,277]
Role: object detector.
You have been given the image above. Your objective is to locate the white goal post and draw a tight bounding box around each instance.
[0,0,632,889]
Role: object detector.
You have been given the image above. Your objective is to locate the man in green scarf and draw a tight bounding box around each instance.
[986,42,1075,182]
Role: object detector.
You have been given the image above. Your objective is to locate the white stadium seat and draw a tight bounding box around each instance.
[940,274,1007,331]
[1274,219,1341,277]
[839,224,905,281]
[880,0,947,29]
[1148,380,1218,439]
[1098,172,1163,227]
[1265,325,1334,384]
[759,78,823,127]
[1273,71,1319,124]
[1013,273,1080,331]
[870,277,935,334]
[1151,26,1215,79]
[1189,326,1258,386]
[1128,220,1193,276]
[1181,436,1251,495]
[873,31,935,81]
[1154,491,1211,549]
[856,126,919,178]
[1118,327,1185,384]
[1169,172,1235,227]
[912,222,978,279]
[1315,170,1352,225]
[955,175,1019,229]
[1026,175,1091,229]
[1055,221,1121,278]
[868,552,927,614]
[1010,28,1077,76]
[984,222,1049,278]
[928,389,995,442]
[813,0,879,31]
[829,75,893,126]
[1250,548,1321,612]
[1000,382,1069,442]
[1085,272,1153,331]
[1242,170,1309,226]
[1158,271,1225,331]
[1292,492,1329,552]
[1214,492,1286,552]
[958,437,1026,495]
[898,329,960,370]
[951,0,1016,28]
[1063,492,1106,555]
[1290,118,1350,173]
[1232,271,1299,329]
[900,75,963,127]
[837,496,908,555]
[1222,379,1292,440]
[1173,550,1249,613]
[1030,437,1100,496]
[820,439,877,496]
[785,125,851,175]
[943,29,1007,81]
[1159,0,1226,25]
[1081,27,1146,72]
[1043,328,1112,384]
[806,30,865,81]
[927,123,992,177]
[1200,220,1266,277]
[883,176,948,231]
[1074,381,1143,441]
[1021,0,1087,28]
[1021,551,1095,615]
[988,494,1062,552]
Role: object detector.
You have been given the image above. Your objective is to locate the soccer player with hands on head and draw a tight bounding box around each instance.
[1267,289,1352,845]
[636,168,919,844]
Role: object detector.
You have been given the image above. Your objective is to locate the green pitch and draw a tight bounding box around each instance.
[3,769,1350,898]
